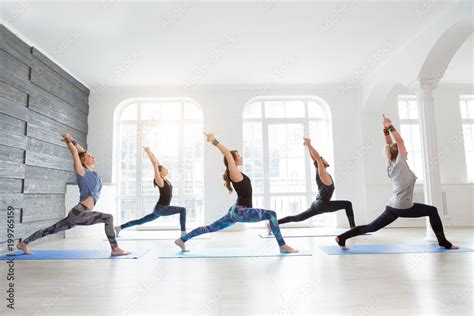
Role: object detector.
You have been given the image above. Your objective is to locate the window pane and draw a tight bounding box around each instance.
[265,101,285,118]
[408,99,418,119]
[141,122,180,196]
[119,124,137,195]
[468,100,474,119]
[120,104,137,121]
[161,102,182,119]
[243,122,264,194]
[184,102,203,120]
[284,101,305,118]
[460,101,468,119]
[270,195,306,218]
[141,103,161,120]
[243,102,262,119]
[120,199,137,224]
[308,101,326,118]
[398,99,409,120]
[268,124,304,193]
[463,124,474,151]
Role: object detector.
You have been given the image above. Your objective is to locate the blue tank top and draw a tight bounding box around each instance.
[76,169,102,205]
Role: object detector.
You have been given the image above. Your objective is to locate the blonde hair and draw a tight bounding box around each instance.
[78,151,88,167]
[384,143,398,162]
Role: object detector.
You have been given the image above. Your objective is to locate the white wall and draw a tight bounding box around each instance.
[87,85,366,228]
[362,83,474,227]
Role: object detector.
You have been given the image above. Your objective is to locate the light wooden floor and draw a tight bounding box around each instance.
[1,227,472,315]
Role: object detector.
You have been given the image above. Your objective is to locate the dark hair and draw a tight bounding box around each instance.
[223,150,239,194]
[153,165,165,187]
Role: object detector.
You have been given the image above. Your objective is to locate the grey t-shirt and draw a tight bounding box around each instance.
[387,154,417,209]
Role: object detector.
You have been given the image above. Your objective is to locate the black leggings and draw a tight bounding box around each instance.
[278,200,356,228]
[337,203,452,248]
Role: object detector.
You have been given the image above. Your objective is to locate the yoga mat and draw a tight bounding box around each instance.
[319,244,474,255]
[0,249,150,260]
[113,231,210,241]
[159,247,311,259]
[259,228,370,238]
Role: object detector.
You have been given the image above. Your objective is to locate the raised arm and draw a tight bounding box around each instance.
[144,147,164,187]
[303,138,329,178]
[61,133,84,176]
[383,115,393,145]
[204,132,243,183]
[383,115,407,160]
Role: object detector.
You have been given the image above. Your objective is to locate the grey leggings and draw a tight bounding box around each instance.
[22,203,118,249]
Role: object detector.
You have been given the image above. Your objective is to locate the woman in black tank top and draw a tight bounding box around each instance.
[115,147,187,237]
[175,133,298,254]
[276,137,356,229]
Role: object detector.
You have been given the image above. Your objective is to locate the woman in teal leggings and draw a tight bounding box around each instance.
[175,132,298,253]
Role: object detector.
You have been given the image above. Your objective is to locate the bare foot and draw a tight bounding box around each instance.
[265,222,273,235]
[16,242,32,255]
[114,226,122,237]
[174,238,189,252]
[440,244,460,250]
[280,244,298,253]
[111,247,131,256]
[335,236,349,250]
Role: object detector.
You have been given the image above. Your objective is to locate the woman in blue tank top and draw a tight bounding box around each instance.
[335,115,457,250]
[115,147,187,237]
[17,133,130,256]
[175,132,298,253]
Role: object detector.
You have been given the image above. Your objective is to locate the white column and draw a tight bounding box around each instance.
[415,78,443,241]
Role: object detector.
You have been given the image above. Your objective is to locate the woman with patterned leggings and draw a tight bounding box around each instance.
[175,132,298,253]
[335,115,458,250]
[115,147,187,237]
[17,133,130,256]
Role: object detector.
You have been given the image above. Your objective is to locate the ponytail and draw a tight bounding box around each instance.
[223,150,239,194]
[223,168,233,194]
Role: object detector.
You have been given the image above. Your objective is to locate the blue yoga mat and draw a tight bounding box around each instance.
[114,231,210,241]
[159,247,311,259]
[320,244,474,255]
[259,228,370,239]
[0,249,150,260]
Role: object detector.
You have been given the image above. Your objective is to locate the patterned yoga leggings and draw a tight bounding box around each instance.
[23,203,118,249]
[120,204,187,231]
[181,205,286,247]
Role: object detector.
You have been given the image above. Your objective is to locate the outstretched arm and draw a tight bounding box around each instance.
[144,147,164,187]
[303,138,330,180]
[383,115,407,160]
[383,115,393,145]
[61,133,84,176]
[204,132,243,182]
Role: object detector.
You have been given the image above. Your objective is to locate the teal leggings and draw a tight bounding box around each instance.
[181,204,286,247]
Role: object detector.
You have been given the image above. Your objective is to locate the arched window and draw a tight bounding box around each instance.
[116,99,204,228]
[242,97,334,226]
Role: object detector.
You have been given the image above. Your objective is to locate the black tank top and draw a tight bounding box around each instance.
[314,161,335,200]
[154,179,173,205]
[231,173,253,208]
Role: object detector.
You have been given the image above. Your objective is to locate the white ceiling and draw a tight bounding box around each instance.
[1,0,470,88]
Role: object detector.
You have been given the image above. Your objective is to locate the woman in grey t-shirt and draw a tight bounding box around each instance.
[335,115,457,250]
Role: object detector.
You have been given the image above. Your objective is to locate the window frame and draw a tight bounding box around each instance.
[243,96,334,227]
[114,98,204,230]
